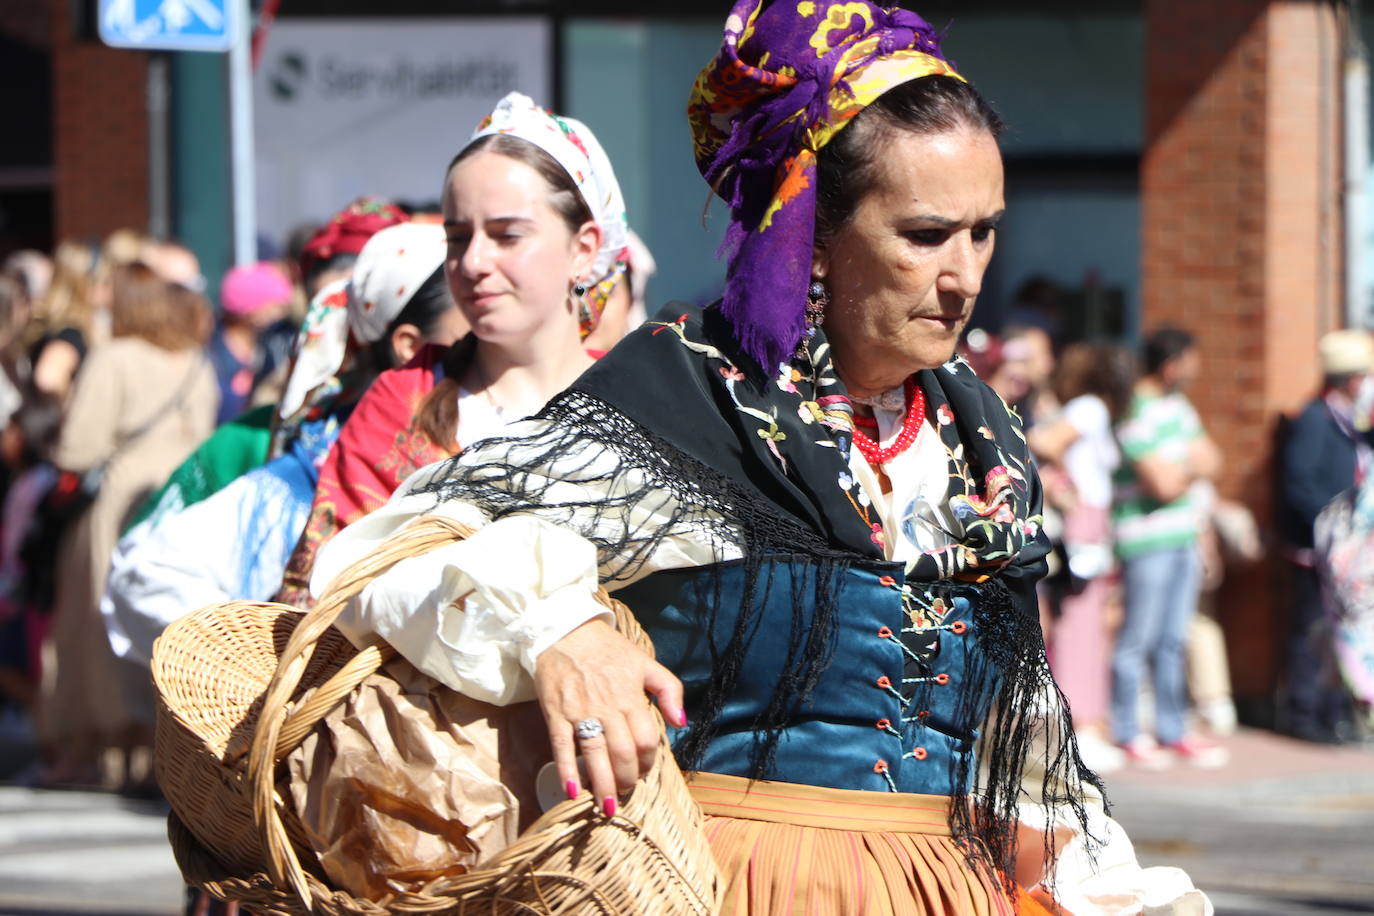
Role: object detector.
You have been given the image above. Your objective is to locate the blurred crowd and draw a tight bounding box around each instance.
[0,216,1370,797]
[0,221,326,791]
[957,286,1374,774]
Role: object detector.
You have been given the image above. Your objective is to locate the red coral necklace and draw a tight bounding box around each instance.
[851,377,926,466]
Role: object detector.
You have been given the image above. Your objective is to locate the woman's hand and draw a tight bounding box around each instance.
[534,617,685,817]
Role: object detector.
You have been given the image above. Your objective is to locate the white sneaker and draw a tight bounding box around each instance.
[1196,698,1238,736]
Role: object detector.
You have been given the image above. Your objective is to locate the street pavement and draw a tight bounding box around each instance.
[1102,727,1374,915]
[0,726,1370,915]
[0,786,183,916]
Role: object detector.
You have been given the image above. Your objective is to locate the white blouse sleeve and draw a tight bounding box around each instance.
[312,417,732,706]
[1009,688,1215,915]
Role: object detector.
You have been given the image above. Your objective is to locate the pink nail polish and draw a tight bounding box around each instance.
[602,797,617,818]
[565,780,580,800]
[674,708,689,728]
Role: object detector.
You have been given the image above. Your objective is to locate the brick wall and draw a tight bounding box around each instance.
[51,0,149,242]
[1142,0,1343,702]
[0,0,50,48]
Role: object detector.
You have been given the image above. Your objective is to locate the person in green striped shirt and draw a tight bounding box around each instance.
[1110,327,1225,768]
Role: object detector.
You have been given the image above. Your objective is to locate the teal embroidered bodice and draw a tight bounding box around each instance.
[617,558,1001,795]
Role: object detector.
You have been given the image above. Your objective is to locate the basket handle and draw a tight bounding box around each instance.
[246,514,658,906]
[247,515,478,904]
[275,642,395,758]
[218,641,397,768]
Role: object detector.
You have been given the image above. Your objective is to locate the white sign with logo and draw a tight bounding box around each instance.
[254,18,552,246]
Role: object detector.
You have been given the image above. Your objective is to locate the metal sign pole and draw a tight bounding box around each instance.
[228,0,255,266]
[146,51,171,240]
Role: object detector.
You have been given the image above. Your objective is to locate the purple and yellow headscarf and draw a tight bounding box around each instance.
[689,0,963,372]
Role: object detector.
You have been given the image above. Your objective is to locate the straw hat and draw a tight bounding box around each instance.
[1319,329,1374,375]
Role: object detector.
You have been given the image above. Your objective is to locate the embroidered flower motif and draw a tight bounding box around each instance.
[651,313,691,336]
[870,523,885,548]
[837,471,853,489]
[907,593,948,630]
[798,400,825,424]
[983,463,1027,500]
[978,425,995,441]
[949,497,981,521]
[814,394,854,433]
[753,423,788,469]
[775,366,802,394]
[719,365,746,382]
[937,403,954,426]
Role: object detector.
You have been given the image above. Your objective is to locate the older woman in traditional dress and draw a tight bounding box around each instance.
[311,4,1210,913]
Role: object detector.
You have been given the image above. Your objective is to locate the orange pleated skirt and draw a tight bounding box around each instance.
[687,772,1052,916]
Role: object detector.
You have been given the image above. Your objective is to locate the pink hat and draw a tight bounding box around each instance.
[220,262,293,316]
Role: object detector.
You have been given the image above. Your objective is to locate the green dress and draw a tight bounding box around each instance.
[123,404,275,535]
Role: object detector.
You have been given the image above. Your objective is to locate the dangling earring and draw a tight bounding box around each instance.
[806,280,829,328]
[572,277,593,332]
[795,279,829,359]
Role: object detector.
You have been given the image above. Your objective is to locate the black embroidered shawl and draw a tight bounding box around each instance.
[411,303,1102,885]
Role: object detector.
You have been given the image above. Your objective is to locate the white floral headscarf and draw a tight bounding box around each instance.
[468,92,630,336]
[276,223,447,427]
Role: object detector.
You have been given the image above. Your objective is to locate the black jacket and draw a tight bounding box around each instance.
[1279,396,1364,549]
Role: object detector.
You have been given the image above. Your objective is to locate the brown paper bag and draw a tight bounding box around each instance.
[286,658,550,899]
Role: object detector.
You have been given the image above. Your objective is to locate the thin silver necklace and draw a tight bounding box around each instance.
[471,356,506,418]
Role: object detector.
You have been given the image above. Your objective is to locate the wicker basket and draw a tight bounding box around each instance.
[153,515,721,914]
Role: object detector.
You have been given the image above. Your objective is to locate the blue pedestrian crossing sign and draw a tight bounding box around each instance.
[98,0,238,52]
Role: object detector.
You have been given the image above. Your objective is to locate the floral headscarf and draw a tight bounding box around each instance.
[688,0,962,372]
[276,222,448,441]
[299,196,407,279]
[271,280,349,458]
[345,222,448,346]
[467,92,630,338]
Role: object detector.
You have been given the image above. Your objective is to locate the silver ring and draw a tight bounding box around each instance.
[574,717,605,741]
